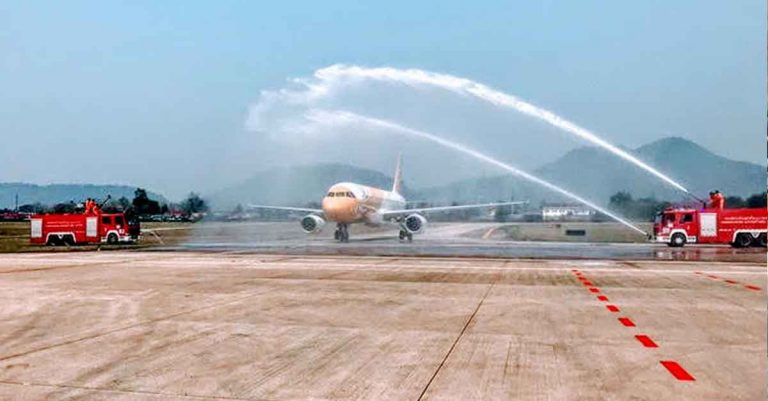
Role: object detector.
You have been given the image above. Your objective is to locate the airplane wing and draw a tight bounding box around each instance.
[381,201,527,217]
[246,204,324,214]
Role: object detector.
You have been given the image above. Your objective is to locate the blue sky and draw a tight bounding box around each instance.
[1,1,764,198]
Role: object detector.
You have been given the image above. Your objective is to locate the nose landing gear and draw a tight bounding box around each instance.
[334,223,349,242]
[398,229,413,242]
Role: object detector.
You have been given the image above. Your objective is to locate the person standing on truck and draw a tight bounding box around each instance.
[709,190,725,210]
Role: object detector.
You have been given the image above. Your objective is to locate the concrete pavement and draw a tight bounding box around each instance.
[0,252,764,400]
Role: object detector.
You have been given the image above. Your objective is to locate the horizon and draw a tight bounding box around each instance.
[1,134,761,209]
[1,134,760,191]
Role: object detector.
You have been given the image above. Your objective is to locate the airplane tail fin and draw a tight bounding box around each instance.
[392,153,403,194]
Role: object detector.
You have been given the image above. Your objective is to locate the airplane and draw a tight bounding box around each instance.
[247,155,526,242]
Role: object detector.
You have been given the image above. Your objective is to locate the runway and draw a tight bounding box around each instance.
[0,251,764,400]
[174,222,766,263]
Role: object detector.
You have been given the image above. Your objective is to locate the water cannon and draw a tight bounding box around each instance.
[683,191,707,206]
[97,195,112,209]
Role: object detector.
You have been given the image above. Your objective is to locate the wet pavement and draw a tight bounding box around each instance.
[173,222,766,263]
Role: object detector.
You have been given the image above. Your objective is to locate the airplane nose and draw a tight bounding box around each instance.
[322,198,358,222]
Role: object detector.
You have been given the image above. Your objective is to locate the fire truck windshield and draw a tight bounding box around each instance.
[660,213,675,225]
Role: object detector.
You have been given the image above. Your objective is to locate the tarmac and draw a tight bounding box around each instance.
[176,222,767,263]
[0,249,764,400]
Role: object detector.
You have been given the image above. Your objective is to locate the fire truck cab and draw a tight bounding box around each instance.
[30,212,140,246]
[653,207,767,248]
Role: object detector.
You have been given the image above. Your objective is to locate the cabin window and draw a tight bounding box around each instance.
[327,192,335,197]
[347,192,355,198]
[101,216,112,225]
[115,216,124,225]
[681,214,693,223]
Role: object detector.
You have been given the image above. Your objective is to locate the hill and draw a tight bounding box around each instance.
[537,137,765,201]
[414,137,765,204]
[209,137,764,209]
[0,183,166,209]
[208,164,408,209]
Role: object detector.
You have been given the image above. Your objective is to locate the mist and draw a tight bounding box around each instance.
[225,65,689,209]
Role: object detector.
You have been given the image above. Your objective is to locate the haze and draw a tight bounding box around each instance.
[1,1,764,199]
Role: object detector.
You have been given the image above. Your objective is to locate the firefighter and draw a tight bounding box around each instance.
[709,190,725,210]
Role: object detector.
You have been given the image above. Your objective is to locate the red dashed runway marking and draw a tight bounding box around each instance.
[571,269,696,384]
[693,272,762,293]
[635,335,658,348]
[618,317,636,327]
[660,361,695,381]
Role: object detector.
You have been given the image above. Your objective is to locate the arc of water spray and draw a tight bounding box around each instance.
[311,65,689,194]
[306,109,648,236]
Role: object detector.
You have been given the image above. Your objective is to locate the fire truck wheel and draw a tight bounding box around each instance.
[46,236,60,246]
[733,233,753,248]
[758,233,767,248]
[107,233,119,245]
[670,233,686,247]
[62,235,75,246]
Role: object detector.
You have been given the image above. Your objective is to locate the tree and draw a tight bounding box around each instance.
[117,196,132,210]
[609,191,633,210]
[53,201,77,214]
[746,192,767,208]
[18,203,45,213]
[132,188,161,215]
[608,191,669,221]
[181,192,208,214]
[725,196,745,208]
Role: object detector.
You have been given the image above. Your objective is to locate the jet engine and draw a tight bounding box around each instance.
[402,213,427,234]
[300,214,325,233]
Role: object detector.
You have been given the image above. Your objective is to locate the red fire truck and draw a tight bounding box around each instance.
[30,212,140,246]
[653,207,767,248]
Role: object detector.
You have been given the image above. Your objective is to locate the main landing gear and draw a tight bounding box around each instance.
[398,229,413,242]
[334,223,349,243]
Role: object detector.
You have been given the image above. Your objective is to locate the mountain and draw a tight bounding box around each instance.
[0,183,166,209]
[414,137,765,204]
[537,137,765,201]
[209,137,765,209]
[209,163,406,209]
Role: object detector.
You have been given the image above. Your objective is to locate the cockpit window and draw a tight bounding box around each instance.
[328,191,356,198]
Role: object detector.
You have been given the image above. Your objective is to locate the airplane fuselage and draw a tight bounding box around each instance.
[321,182,405,225]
